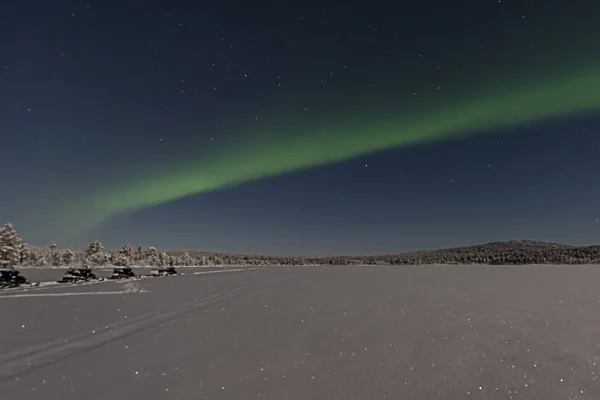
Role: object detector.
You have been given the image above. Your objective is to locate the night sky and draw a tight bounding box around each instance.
[2,0,600,255]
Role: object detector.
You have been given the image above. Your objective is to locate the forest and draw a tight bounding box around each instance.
[1,223,599,268]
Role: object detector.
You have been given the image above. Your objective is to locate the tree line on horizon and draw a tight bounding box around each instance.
[1,222,600,267]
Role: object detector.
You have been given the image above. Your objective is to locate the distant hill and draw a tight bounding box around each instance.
[379,240,596,266]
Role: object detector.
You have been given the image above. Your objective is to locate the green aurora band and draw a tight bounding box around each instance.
[60,62,600,237]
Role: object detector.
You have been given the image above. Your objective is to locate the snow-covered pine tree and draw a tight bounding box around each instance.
[134,246,143,263]
[28,249,48,267]
[118,244,133,265]
[62,249,75,266]
[158,251,168,267]
[212,255,223,265]
[49,244,61,266]
[181,252,192,266]
[86,241,103,256]
[88,252,105,266]
[113,253,130,267]
[146,246,159,266]
[19,242,30,265]
[86,240,105,266]
[0,223,23,267]
[37,250,49,266]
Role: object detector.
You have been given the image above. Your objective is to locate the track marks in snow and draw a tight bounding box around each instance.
[0,281,147,299]
[0,270,297,382]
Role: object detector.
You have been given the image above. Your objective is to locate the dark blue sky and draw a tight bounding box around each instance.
[1,0,599,255]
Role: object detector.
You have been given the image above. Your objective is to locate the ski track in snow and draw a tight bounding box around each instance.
[0,289,150,299]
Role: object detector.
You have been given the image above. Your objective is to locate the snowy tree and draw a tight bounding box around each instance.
[134,246,143,263]
[146,246,159,266]
[49,244,61,266]
[86,240,105,266]
[19,242,30,265]
[217,256,225,265]
[117,244,133,266]
[29,250,48,266]
[167,254,175,267]
[62,249,75,266]
[113,253,130,267]
[119,244,133,258]
[88,252,106,266]
[158,251,168,267]
[180,252,192,266]
[198,255,208,266]
[86,240,103,257]
[0,223,22,267]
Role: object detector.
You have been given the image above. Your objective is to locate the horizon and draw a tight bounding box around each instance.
[19,235,593,258]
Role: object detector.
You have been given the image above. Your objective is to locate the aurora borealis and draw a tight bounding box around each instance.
[62,64,600,236]
[2,0,600,254]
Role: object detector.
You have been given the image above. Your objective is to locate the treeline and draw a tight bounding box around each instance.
[1,223,600,267]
